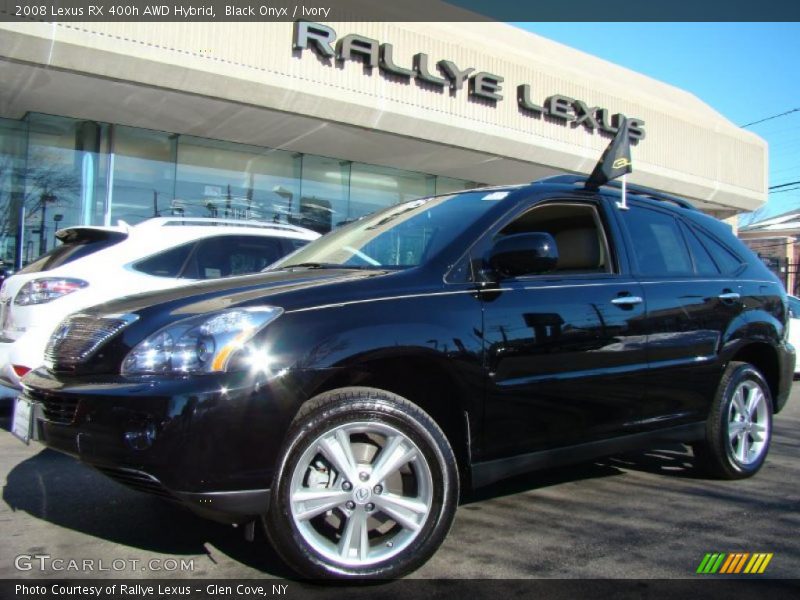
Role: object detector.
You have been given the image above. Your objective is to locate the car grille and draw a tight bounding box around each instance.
[26,389,79,425]
[94,466,174,499]
[44,313,138,369]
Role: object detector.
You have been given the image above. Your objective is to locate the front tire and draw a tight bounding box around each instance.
[265,387,459,579]
[693,362,773,479]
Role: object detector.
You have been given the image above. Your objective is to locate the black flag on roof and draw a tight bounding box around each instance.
[585,116,632,190]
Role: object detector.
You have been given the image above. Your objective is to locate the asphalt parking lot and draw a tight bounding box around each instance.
[1,387,798,581]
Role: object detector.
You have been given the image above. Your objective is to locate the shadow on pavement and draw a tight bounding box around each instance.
[2,446,294,578]
[601,443,707,479]
[462,461,622,505]
[463,441,705,505]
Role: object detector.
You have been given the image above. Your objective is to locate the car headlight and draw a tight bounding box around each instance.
[14,278,88,305]
[121,307,282,375]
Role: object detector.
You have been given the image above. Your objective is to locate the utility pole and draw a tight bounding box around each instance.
[38,192,56,256]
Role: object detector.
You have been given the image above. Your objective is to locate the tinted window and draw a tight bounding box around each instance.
[680,223,720,276]
[188,236,289,279]
[133,242,195,277]
[276,191,503,270]
[499,203,611,274]
[19,239,121,273]
[287,238,310,252]
[625,206,692,276]
[694,228,743,274]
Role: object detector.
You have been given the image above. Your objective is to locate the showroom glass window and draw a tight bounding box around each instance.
[174,136,301,223]
[0,117,28,265]
[296,155,351,233]
[21,115,109,263]
[0,113,476,269]
[435,176,474,196]
[111,126,177,224]
[348,163,434,223]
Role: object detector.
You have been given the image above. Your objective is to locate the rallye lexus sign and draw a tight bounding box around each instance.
[293,21,646,141]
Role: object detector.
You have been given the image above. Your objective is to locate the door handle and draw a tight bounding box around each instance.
[611,296,643,306]
[718,292,741,301]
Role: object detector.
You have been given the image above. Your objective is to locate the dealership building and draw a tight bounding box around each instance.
[0,18,767,268]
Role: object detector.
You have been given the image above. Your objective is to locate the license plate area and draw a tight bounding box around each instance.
[12,396,34,444]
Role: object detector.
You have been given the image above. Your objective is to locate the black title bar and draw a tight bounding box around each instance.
[1,0,800,22]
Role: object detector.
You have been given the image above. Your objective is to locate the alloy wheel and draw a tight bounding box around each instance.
[288,421,434,567]
[727,380,770,466]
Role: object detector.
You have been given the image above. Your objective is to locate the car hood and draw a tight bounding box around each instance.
[82,267,401,319]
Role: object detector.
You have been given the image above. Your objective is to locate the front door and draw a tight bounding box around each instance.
[479,199,649,459]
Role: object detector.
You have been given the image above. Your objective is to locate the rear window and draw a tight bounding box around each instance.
[680,223,720,276]
[693,227,744,274]
[19,239,122,274]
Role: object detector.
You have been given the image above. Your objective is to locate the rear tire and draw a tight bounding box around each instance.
[265,387,459,579]
[693,362,773,479]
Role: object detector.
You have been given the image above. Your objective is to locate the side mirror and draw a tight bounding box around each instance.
[487,232,559,278]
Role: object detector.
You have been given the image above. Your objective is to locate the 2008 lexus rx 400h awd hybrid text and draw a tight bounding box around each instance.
[13,175,795,579]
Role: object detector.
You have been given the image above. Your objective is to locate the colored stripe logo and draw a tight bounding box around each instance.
[697,553,773,574]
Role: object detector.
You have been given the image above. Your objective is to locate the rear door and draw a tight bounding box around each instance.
[479,197,649,459]
[617,201,746,428]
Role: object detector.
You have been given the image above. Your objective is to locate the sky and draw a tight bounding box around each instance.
[514,23,800,225]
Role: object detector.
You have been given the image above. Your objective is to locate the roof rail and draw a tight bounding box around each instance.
[534,174,586,186]
[533,174,697,211]
[137,217,316,234]
[608,181,696,211]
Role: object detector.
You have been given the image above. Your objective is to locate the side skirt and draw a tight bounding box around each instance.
[471,422,705,489]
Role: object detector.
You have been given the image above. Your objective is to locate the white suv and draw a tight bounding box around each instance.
[0,217,319,396]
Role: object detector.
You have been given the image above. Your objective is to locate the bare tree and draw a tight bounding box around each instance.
[0,149,81,261]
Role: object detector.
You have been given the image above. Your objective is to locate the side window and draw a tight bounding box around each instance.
[133,242,195,278]
[287,238,310,252]
[189,236,288,280]
[680,222,720,276]
[693,228,744,274]
[624,205,693,276]
[497,202,611,274]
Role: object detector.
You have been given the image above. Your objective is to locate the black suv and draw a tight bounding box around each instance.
[15,175,795,579]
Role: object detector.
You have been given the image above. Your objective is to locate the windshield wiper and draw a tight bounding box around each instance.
[280,262,373,270]
[281,262,343,270]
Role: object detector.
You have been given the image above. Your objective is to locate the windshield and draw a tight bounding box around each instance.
[19,238,123,273]
[273,190,505,269]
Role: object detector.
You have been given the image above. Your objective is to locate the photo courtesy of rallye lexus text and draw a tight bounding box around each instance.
[11,126,795,580]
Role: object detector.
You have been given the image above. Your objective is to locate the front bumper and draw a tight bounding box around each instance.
[21,367,314,523]
[0,326,52,393]
[0,340,22,393]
